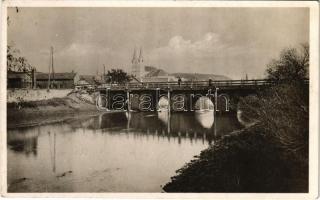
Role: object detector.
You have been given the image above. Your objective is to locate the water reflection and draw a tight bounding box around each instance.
[66,111,242,144]
[7,127,40,156]
[195,111,214,129]
[7,111,242,192]
[236,109,258,127]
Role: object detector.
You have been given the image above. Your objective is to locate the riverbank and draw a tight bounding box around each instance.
[163,123,308,193]
[7,92,102,129]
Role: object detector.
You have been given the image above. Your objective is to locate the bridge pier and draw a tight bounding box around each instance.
[127,89,131,111]
[167,89,171,113]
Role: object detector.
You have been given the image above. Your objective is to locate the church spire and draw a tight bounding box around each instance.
[132,47,138,64]
[138,47,143,63]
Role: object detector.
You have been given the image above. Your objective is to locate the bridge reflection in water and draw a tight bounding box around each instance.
[7,112,242,192]
[71,111,242,145]
[7,112,242,157]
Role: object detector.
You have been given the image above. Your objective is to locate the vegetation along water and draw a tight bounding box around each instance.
[163,44,309,193]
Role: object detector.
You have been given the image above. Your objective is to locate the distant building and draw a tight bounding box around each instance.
[7,71,33,89]
[144,66,157,72]
[75,75,103,90]
[35,72,78,89]
[171,73,230,81]
[131,47,144,80]
[129,47,230,83]
[141,76,177,82]
[141,67,177,82]
[130,46,177,83]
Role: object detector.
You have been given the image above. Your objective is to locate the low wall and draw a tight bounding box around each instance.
[7,89,73,103]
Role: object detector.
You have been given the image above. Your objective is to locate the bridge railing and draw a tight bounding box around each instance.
[96,79,309,91]
[98,79,276,90]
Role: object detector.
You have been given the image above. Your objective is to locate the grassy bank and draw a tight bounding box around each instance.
[7,93,101,129]
[163,124,308,193]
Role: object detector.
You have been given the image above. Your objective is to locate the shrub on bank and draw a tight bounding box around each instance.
[238,83,308,163]
[7,97,71,109]
[163,125,308,192]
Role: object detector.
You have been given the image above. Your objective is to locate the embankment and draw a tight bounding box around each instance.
[7,89,72,103]
[7,92,101,129]
[163,124,308,193]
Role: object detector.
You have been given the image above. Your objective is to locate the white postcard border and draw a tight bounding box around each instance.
[0,1,318,199]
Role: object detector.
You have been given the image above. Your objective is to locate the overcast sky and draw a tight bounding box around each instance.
[7,7,309,79]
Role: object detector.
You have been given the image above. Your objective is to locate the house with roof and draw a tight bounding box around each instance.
[75,75,97,90]
[7,71,33,89]
[75,74,107,90]
[35,72,78,89]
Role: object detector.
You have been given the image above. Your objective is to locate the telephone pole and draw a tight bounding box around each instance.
[51,46,55,87]
[103,64,106,82]
[47,46,54,90]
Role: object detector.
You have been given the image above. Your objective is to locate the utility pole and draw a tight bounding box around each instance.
[47,48,51,90]
[103,64,106,82]
[51,46,55,87]
[47,46,54,90]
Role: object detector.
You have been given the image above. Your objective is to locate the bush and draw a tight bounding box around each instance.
[239,44,309,163]
[163,125,308,192]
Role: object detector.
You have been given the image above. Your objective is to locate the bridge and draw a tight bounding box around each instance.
[98,79,273,90]
[94,79,299,112]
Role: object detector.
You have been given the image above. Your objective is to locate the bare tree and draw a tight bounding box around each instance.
[266,44,309,83]
[240,44,309,163]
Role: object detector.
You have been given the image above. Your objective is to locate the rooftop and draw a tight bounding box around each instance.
[36,72,76,80]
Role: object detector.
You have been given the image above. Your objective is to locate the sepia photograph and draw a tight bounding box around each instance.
[1,1,319,198]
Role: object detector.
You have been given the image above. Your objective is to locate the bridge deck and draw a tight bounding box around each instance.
[97,79,275,91]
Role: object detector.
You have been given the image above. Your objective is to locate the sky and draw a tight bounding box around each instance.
[7,7,309,79]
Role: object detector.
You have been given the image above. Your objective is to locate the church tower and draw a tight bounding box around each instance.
[138,47,143,63]
[131,46,143,79]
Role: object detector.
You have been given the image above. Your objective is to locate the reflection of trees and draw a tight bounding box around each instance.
[7,112,242,155]
[7,127,40,156]
[100,112,128,129]
[214,114,242,136]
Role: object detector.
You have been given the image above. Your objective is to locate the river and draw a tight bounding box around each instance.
[7,111,242,192]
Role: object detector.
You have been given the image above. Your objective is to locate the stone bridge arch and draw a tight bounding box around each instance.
[158,95,169,111]
[217,93,230,112]
[194,96,214,111]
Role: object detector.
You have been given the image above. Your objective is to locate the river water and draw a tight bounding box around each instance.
[7,111,242,192]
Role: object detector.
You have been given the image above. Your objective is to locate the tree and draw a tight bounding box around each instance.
[266,44,309,83]
[105,69,131,84]
[239,44,309,163]
[7,45,34,72]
